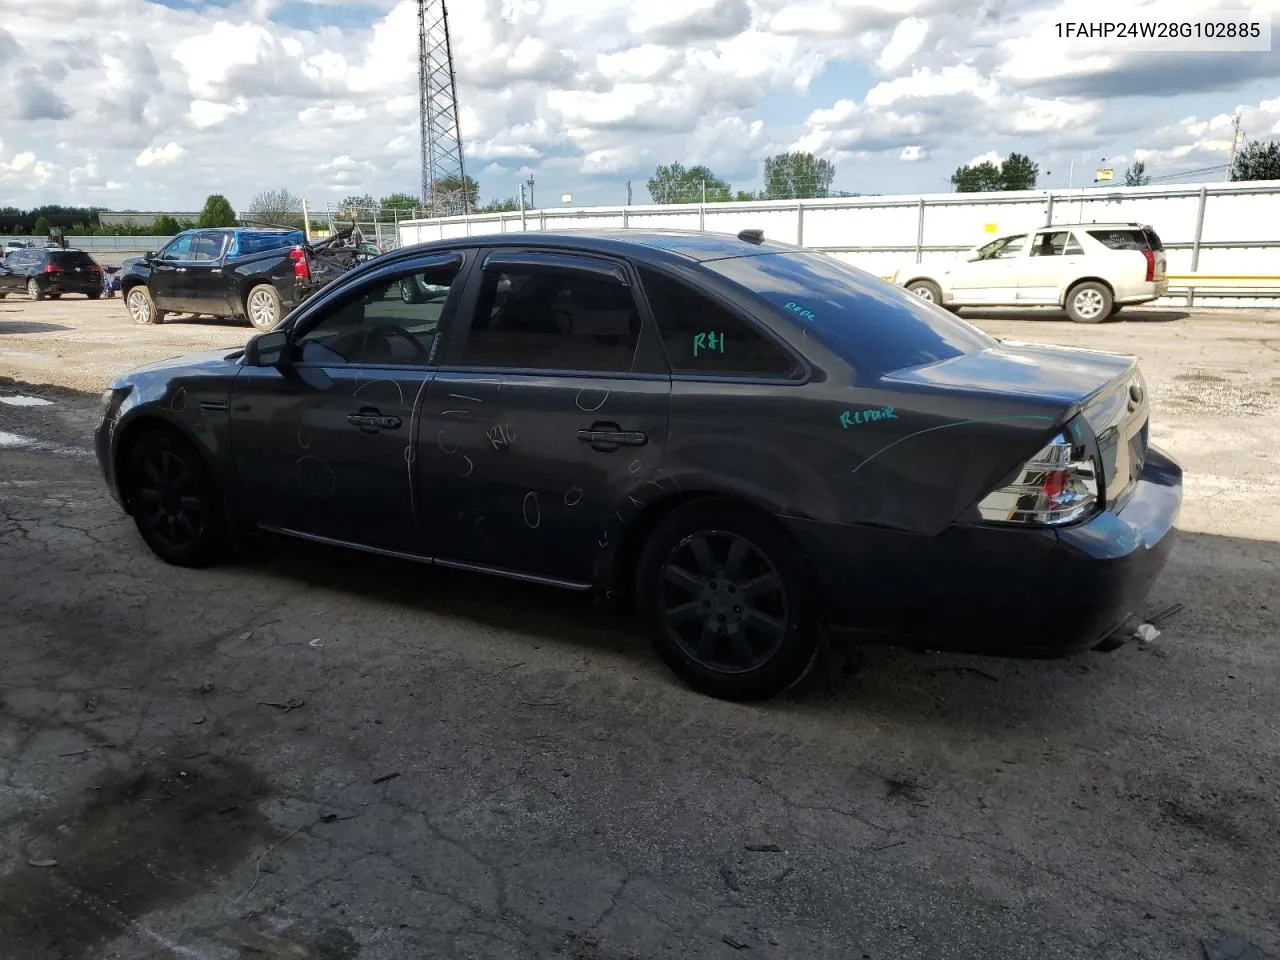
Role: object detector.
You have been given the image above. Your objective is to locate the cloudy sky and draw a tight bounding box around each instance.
[1,0,1278,214]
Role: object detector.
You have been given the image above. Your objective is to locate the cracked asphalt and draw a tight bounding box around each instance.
[2,298,1279,959]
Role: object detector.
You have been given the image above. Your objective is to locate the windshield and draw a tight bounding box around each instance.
[704,251,995,377]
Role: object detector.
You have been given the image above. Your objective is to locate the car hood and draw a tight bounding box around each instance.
[111,347,242,387]
[120,255,144,272]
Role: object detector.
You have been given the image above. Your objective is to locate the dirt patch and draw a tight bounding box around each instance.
[0,753,274,960]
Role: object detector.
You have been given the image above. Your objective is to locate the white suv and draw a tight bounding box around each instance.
[893,222,1168,322]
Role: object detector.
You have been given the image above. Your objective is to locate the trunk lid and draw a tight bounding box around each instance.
[885,340,1150,511]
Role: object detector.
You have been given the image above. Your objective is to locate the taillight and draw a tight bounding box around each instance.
[977,429,1099,526]
[289,246,310,281]
[1142,248,1155,282]
[42,264,63,274]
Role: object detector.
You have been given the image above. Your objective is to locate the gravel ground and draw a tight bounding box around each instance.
[1,298,1278,960]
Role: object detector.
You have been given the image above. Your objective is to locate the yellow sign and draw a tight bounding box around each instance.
[983,223,997,233]
[1096,168,1114,181]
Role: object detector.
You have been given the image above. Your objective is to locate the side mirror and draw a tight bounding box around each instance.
[143,251,156,261]
[244,330,290,367]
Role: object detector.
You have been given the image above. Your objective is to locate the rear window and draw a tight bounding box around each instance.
[234,230,303,256]
[48,250,96,268]
[1088,228,1161,252]
[702,251,995,377]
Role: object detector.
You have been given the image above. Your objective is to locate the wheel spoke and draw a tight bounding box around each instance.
[174,513,197,538]
[742,606,786,641]
[688,535,716,574]
[694,621,719,658]
[144,461,162,485]
[728,628,754,665]
[137,486,162,502]
[723,538,748,577]
[740,572,781,599]
[664,601,701,623]
[179,496,202,511]
[662,564,703,593]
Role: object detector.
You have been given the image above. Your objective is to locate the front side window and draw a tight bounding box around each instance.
[460,265,641,373]
[976,234,1027,260]
[639,267,796,378]
[295,260,460,366]
[159,235,195,261]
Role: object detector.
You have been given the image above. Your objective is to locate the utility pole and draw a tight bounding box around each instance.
[1225,112,1242,181]
[526,174,535,209]
[626,180,632,205]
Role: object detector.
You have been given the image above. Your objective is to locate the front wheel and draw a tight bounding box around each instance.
[1066,281,1112,323]
[122,429,229,567]
[246,283,283,331]
[635,502,820,702]
[126,286,163,325]
[88,292,101,300]
[907,279,943,304]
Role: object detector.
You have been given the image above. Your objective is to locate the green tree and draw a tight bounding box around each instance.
[999,152,1039,190]
[431,175,480,210]
[247,188,304,227]
[379,193,419,218]
[734,190,757,202]
[761,152,836,199]
[339,194,376,218]
[479,197,520,212]
[1231,139,1280,181]
[33,215,50,236]
[197,194,237,228]
[1124,160,1151,186]
[646,162,733,203]
[152,215,182,235]
[950,152,1039,192]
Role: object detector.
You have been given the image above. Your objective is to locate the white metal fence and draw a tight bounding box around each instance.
[4,235,175,250]
[397,180,1280,309]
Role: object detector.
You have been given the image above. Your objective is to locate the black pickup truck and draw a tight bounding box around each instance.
[119,226,372,331]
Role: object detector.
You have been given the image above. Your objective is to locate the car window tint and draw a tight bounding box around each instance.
[1088,229,1148,251]
[461,265,640,372]
[990,235,1026,259]
[189,234,224,261]
[49,250,96,268]
[704,251,995,377]
[160,235,194,260]
[638,267,796,378]
[296,261,460,366]
[235,231,304,257]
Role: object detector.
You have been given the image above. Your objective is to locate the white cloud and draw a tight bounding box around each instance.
[189,98,249,129]
[900,145,926,161]
[135,143,185,167]
[968,151,1003,166]
[878,17,929,73]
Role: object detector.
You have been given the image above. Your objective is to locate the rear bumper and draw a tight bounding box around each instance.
[787,446,1183,657]
[43,275,102,294]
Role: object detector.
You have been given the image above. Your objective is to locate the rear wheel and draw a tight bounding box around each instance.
[636,502,820,701]
[399,278,422,304]
[907,279,942,304]
[88,292,101,300]
[1107,304,1123,320]
[27,278,43,301]
[1066,281,1112,323]
[122,428,229,567]
[126,286,164,325]
[246,283,283,331]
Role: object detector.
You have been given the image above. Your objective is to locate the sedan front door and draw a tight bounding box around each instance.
[229,252,468,554]
[418,249,671,586]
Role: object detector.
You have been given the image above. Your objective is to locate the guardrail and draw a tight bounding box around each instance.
[1167,274,1280,304]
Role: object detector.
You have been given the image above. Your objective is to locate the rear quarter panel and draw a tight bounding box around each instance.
[230,250,295,313]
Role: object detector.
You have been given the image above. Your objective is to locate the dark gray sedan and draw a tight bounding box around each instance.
[94,229,1181,701]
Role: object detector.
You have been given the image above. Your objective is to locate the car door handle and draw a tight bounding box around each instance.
[576,423,647,450]
[347,410,402,432]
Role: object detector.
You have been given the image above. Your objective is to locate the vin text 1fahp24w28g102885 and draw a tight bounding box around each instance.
[94,229,1182,702]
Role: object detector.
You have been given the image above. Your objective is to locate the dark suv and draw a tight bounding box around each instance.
[0,246,103,300]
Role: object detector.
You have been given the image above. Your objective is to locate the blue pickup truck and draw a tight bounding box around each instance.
[119,226,371,331]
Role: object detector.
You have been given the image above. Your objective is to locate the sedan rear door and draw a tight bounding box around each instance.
[417,248,671,587]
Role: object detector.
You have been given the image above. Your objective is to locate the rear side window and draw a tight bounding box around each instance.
[1088,229,1151,251]
[703,252,995,377]
[235,231,303,257]
[638,268,797,378]
[49,251,95,268]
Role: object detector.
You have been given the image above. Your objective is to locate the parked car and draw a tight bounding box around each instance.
[94,229,1181,701]
[118,226,370,331]
[0,245,103,300]
[3,239,35,257]
[893,222,1168,322]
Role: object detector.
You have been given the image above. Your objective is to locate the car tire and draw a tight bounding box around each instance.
[88,292,101,300]
[635,501,821,702]
[399,279,422,304]
[1107,304,1123,320]
[122,427,230,568]
[1065,281,1112,323]
[27,278,43,301]
[246,283,283,331]
[907,279,943,304]
[126,286,164,324]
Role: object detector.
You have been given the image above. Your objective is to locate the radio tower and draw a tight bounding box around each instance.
[417,0,468,216]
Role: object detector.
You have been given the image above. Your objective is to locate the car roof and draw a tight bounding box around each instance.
[391,228,799,264]
[1041,222,1150,229]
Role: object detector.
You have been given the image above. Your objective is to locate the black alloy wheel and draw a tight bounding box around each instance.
[124,430,228,566]
[636,502,820,701]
